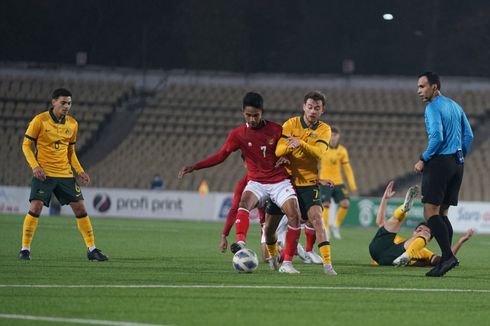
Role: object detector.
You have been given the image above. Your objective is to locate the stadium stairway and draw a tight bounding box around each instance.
[78,89,154,169]
[367,107,490,198]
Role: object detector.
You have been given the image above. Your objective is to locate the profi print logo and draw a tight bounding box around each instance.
[358,199,375,227]
[93,193,111,213]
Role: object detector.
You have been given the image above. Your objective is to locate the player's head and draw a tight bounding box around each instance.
[417,72,441,103]
[51,88,72,117]
[330,125,341,147]
[303,91,326,124]
[242,92,264,129]
[413,222,432,241]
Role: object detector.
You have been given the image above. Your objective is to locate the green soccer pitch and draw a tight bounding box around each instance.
[1,214,489,326]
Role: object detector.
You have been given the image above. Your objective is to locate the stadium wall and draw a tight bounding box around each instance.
[1,186,489,234]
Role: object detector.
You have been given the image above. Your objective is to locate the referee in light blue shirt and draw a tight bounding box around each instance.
[414,72,474,277]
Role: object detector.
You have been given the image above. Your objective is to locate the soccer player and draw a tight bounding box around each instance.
[319,126,357,240]
[18,88,108,261]
[369,181,473,267]
[274,90,337,275]
[178,92,302,274]
[414,72,474,277]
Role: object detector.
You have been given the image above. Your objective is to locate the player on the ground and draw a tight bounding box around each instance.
[17,88,108,261]
[369,181,473,267]
[273,90,337,275]
[319,125,357,240]
[178,92,302,274]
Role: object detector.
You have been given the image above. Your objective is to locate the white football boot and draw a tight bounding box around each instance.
[323,264,338,276]
[402,186,420,213]
[278,261,300,274]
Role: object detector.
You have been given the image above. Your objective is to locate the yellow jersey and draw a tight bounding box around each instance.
[319,144,357,191]
[22,109,84,178]
[275,116,330,186]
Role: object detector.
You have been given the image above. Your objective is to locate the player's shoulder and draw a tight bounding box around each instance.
[338,144,348,152]
[265,120,283,129]
[66,115,78,124]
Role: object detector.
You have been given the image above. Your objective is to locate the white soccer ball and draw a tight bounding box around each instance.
[232,248,259,273]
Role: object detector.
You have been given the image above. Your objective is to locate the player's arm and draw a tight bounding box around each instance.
[221,175,248,253]
[179,133,236,178]
[341,148,357,192]
[461,111,474,157]
[429,229,474,266]
[22,117,45,180]
[68,123,89,185]
[421,106,443,162]
[275,121,294,157]
[376,180,395,228]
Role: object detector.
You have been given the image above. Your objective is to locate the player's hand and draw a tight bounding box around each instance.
[383,180,396,199]
[460,229,474,242]
[317,179,335,187]
[275,156,290,167]
[178,165,195,178]
[414,160,424,173]
[33,167,46,181]
[286,137,301,149]
[79,171,90,186]
[220,234,228,253]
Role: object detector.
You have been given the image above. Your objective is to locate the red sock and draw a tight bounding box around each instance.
[283,225,301,262]
[304,226,316,252]
[235,208,250,243]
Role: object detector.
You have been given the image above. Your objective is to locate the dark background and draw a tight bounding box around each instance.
[1,0,489,76]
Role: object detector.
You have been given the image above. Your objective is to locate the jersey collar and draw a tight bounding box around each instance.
[49,108,66,124]
[300,116,319,130]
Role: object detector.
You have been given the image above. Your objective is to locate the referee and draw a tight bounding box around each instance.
[414,72,474,277]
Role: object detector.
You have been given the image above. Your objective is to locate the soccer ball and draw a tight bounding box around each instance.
[232,248,259,273]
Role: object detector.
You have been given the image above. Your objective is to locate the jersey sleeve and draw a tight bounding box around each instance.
[22,117,42,170]
[298,124,330,159]
[275,120,293,157]
[195,131,237,170]
[421,105,443,161]
[341,147,357,191]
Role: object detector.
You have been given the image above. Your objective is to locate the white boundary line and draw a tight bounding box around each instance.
[0,284,489,293]
[0,314,173,326]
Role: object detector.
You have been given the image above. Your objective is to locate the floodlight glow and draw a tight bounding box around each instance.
[383,13,394,20]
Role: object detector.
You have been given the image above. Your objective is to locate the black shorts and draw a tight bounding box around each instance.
[422,154,464,206]
[30,177,84,207]
[369,227,406,266]
[266,185,321,222]
[320,184,349,204]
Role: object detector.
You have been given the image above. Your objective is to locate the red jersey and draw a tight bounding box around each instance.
[195,120,288,183]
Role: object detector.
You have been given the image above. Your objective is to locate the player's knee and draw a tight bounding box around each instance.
[29,201,44,215]
[340,200,350,208]
[322,202,330,209]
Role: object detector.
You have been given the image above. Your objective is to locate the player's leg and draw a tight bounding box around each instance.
[319,185,332,230]
[332,185,350,240]
[263,210,284,270]
[384,185,420,233]
[18,177,55,260]
[393,231,431,267]
[231,181,263,253]
[278,197,301,274]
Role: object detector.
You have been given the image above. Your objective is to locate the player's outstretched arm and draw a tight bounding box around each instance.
[178,165,196,178]
[376,180,395,227]
[452,228,474,255]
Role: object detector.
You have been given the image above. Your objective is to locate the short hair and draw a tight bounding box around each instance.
[52,88,72,99]
[331,125,340,134]
[242,92,263,110]
[418,72,441,91]
[304,91,326,106]
[415,222,433,239]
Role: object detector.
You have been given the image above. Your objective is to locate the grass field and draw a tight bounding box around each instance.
[1,214,489,326]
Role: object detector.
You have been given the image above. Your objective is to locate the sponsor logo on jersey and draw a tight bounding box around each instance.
[268,138,275,145]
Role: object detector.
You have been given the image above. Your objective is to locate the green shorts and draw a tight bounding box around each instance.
[320,184,349,204]
[30,177,84,207]
[266,185,321,221]
[368,227,406,266]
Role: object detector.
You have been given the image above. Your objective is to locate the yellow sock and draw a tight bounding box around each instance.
[22,213,39,249]
[322,206,330,229]
[406,236,426,258]
[394,205,407,221]
[266,242,279,257]
[319,242,331,265]
[76,216,95,248]
[335,206,348,227]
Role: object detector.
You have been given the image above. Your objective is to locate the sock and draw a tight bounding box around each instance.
[235,208,250,243]
[266,241,279,257]
[427,215,453,260]
[304,225,316,252]
[394,205,407,221]
[283,225,301,262]
[405,236,426,258]
[21,212,39,250]
[335,206,348,227]
[318,241,331,265]
[322,206,330,229]
[76,215,95,248]
[441,216,453,245]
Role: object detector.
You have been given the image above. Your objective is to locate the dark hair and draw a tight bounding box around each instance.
[418,72,441,91]
[304,90,326,106]
[242,92,263,110]
[52,88,72,99]
[331,125,340,134]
